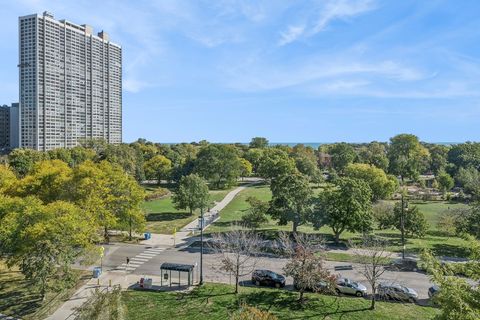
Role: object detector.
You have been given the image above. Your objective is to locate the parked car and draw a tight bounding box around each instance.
[378,283,418,302]
[335,278,367,297]
[293,279,334,293]
[252,270,285,288]
[428,285,440,299]
[388,258,420,272]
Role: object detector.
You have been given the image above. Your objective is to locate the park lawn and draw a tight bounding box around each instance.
[122,283,439,320]
[209,186,471,257]
[0,262,90,319]
[143,187,234,235]
[324,252,394,265]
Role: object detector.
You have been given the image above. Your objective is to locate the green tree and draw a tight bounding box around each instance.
[421,242,480,320]
[455,166,480,199]
[428,144,450,175]
[448,142,480,172]
[294,154,321,182]
[104,144,145,182]
[313,177,373,243]
[345,163,398,201]
[68,161,141,242]
[388,134,429,182]
[16,160,73,203]
[195,144,242,189]
[456,202,480,239]
[0,198,98,299]
[358,142,389,171]
[268,172,313,233]
[172,174,210,215]
[244,148,264,174]
[0,165,17,194]
[239,158,253,178]
[436,170,454,194]
[328,143,357,173]
[8,148,46,177]
[257,148,296,181]
[392,202,428,238]
[144,155,172,184]
[249,137,269,149]
[241,196,269,230]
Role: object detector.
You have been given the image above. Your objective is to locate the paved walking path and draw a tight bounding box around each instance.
[47,179,261,319]
[141,179,262,248]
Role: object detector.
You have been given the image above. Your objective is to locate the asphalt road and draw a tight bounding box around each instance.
[101,243,435,303]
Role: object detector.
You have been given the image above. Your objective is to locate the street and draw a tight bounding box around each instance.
[100,242,435,302]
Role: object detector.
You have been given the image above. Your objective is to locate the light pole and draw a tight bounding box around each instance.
[199,207,204,285]
[400,191,408,260]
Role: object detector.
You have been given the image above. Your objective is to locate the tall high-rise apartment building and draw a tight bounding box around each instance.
[19,11,122,151]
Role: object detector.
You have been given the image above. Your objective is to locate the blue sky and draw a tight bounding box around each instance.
[1,0,480,143]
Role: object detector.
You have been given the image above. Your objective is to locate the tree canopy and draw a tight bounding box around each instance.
[313,177,373,242]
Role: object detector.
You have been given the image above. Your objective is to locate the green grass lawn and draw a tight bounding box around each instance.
[122,283,439,320]
[208,186,471,257]
[0,263,89,319]
[143,187,234,234]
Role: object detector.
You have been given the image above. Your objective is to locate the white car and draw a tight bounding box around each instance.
[335,278,367,297]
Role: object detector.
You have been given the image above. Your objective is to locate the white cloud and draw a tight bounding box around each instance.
[279,0,376,45]
[278,25,306,46]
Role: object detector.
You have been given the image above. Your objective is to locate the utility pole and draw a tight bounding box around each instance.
[199,207,204,285]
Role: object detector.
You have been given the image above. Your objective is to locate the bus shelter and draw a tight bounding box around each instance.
[160,262,195,287]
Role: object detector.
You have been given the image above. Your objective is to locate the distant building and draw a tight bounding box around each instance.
[0,105,10,149]
[0,103,19,150]
[19,11,122,151]
[9,103,19,149]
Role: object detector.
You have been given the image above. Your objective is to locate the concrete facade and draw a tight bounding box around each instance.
[0,103,19,150]
[19,12,122,151]
[0,105,10,149]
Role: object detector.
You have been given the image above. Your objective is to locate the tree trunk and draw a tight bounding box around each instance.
[334,231,340,243]
[299,290,304,303]
[235,263,240,294]
[104,226,109,243]
[370,288,376,310]
[293,220,298,234]
[129,216,132,241]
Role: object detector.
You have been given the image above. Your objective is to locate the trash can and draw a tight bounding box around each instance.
[144,278,153,289]
[93,267,102,278]
[144,232,151,240]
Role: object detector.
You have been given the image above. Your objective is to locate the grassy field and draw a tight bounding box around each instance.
[208,185,471,257]
[143,186,234,235]
[122,283,439,320]
[0,263,89,319]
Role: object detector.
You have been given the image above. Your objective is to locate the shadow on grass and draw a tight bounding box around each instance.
[146,212,192,222]
[430,243,470,258]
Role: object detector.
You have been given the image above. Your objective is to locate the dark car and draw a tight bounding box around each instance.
[428,285,440,299]
[388,258,420,272]
[252,270,285,288]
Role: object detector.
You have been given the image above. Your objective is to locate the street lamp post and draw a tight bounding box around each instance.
[199,207,204,286]
[400,191,408,260]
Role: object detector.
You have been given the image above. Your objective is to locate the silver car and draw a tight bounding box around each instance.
[378,283,418,302]
[335,278,367,297]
